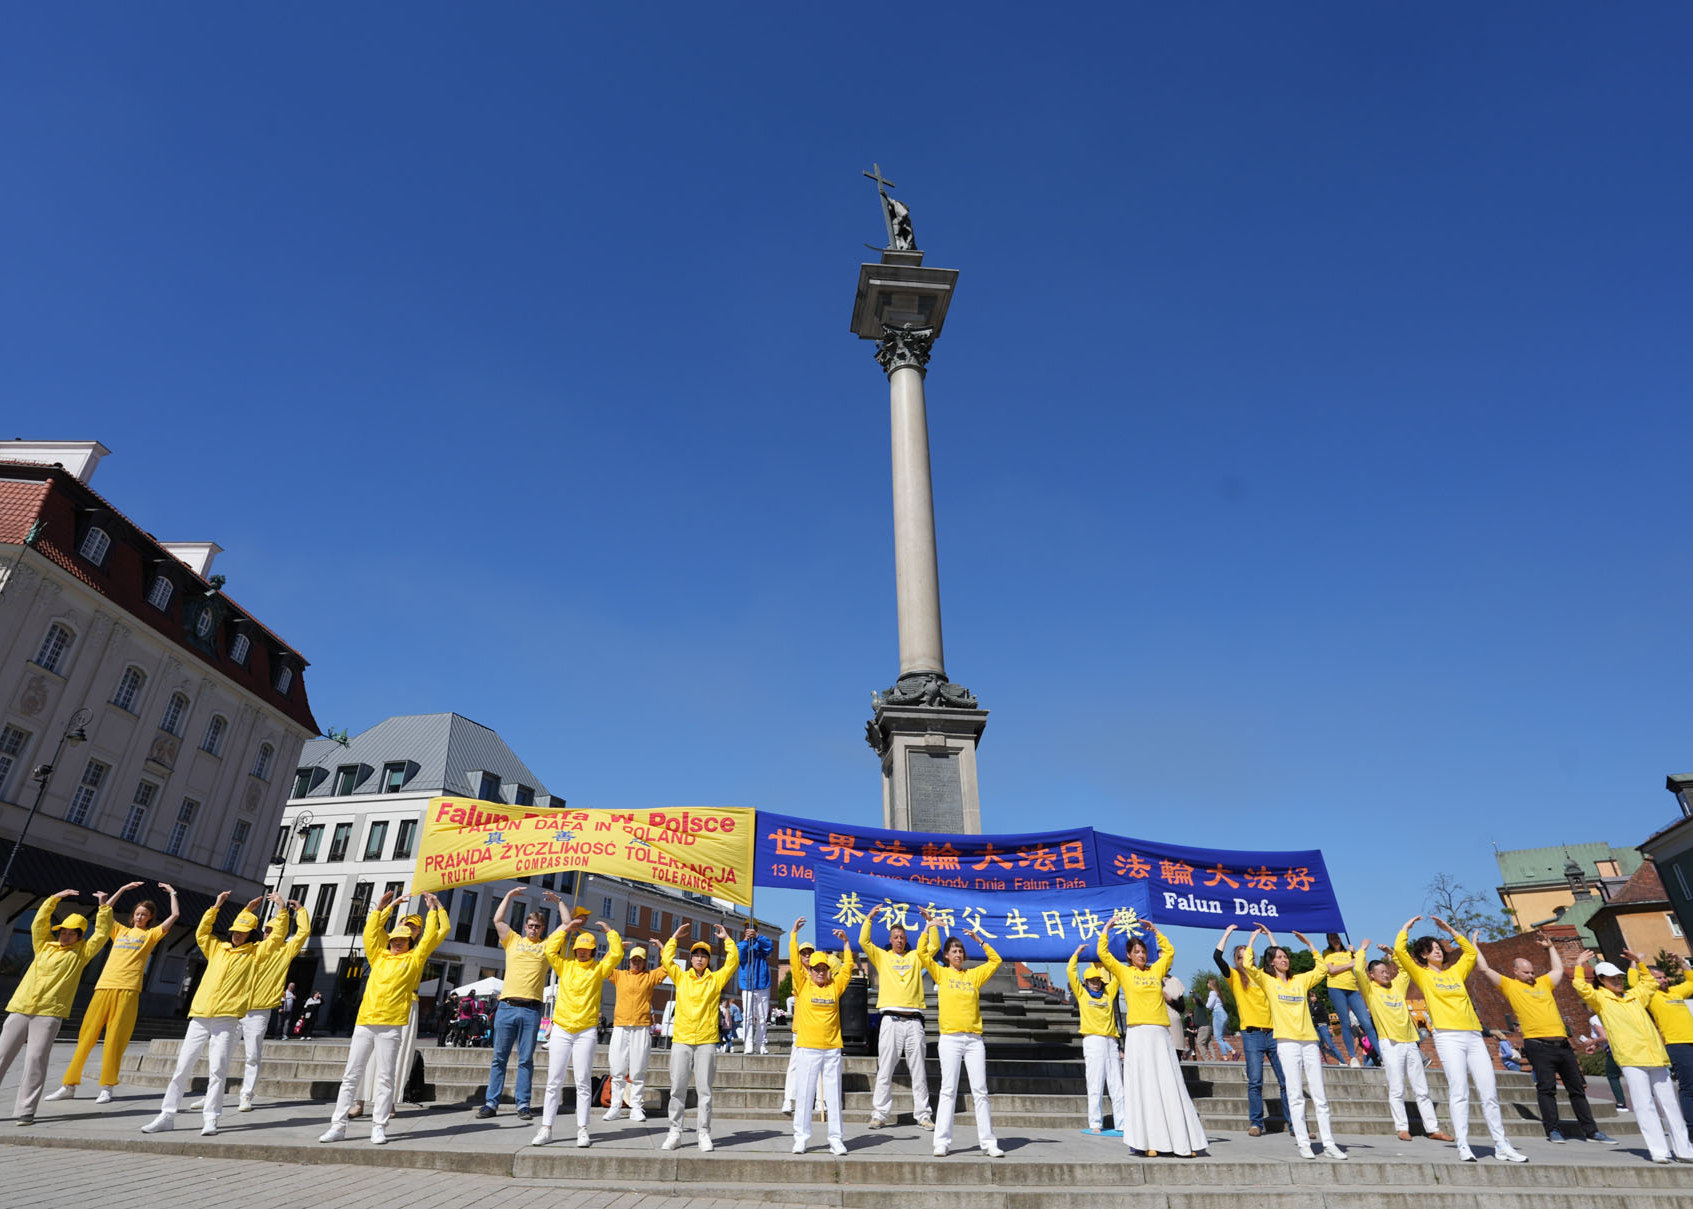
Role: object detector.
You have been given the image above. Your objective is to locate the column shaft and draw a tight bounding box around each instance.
[888,364,946,678]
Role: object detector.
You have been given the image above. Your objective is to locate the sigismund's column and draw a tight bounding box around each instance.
[850,166,988,834]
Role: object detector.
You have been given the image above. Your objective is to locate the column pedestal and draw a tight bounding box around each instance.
[866,691,987,834]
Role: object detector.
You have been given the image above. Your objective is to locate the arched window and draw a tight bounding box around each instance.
[146,575,174,611]
[160,692,190,736]
[275,665,293,694]
[251,742,275,781]
[34,623,74,674]
[229,634,250,665]
[195,610,215,640]
[78,526,111,565]
[111,666,146,712]
[201,714,227,756]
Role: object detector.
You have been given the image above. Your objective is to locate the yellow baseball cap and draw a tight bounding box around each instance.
[573,934,597,951]
[690,940,713,953]
[57,913,88,934]
[628,946,648,961]
[1083,965,1108,982]
[232,910,260,932]
[809,953,832,969]
[402,914,425,932]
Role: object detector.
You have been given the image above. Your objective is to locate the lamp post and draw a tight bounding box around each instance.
[267,808,313,924]
[0,707,93,896]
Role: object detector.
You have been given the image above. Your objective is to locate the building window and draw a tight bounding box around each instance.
[602,896,614,920]
[111,666,146,713]
[1671,913,1685,939]
[484,912,501,948]
[195,609,215,640]
[65,758,109,826]
[167,798,198,857]
[201,714,227,755]
[273,824,292,861]
[275,665,293,694]
[328,822,352,861]
[627,901,640,927]
[394,818,417,860]
[78,526,111,566]
[146,575,174,611]
[347,882,374,934]
[159,692,189,737]
[514,784,534,807]
[299,823,324,862]
[312,883,338,931]
[291,768,314,798]
[120,781,158,843]
[223,820,251,873]
[477,772,500,802]
[229,633,250,665]
[454,890,478,944]
[333,765,359,796]
[363,820,389,861]
[382,763,406,793]
[34,623,75,675]
[383,880,405,904]
[0,725,31,800]
[251,743,275,781]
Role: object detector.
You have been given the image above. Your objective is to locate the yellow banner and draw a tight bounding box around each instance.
[410,798,755,907]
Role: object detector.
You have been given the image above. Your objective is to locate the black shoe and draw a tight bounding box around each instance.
[475,1105,496,1119]
[518,1106,533,1122]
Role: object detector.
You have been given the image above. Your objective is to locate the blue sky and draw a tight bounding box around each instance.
[5,6,1690,970]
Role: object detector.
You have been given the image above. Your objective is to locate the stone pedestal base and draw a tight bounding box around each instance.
[866,684,987,834]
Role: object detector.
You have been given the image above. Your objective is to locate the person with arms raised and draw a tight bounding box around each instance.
[478,887,552,1122]
[604,933,667,1121]
[1349,939,1452,1143]
[736,920,775,1055]
[1241,925,1345,1160]
[1627,953,1693,1135]
[1214,924,1289,1137]
[920,908,1004,1158]
[532,899,622,1148]
[860,904,936,1129]
[786,917,853,1155]
[1066,942,1125,1136]
[1571,949,1692,1163]
[658,922,739,1152]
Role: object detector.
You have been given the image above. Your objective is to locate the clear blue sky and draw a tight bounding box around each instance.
[5,6,1691,971]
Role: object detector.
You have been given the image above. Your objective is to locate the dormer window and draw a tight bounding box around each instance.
[195,610,215,640]
[146,575,174,611]
[275,665,293,694]
[79,526,111,566]
[229,633,250,665]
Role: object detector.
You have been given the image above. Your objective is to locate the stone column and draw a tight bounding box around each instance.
[877,328,945,679]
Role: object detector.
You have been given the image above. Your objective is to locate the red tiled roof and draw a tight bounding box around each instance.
[1608,860,1669,906]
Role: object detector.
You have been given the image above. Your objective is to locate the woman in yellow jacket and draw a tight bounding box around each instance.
[533,906,623,1149]
[1066,943,1125,1136]
[1572,951,1692,1164]
[1627,953,1693,1139]
[0,889,113,1124]
[918,907,1003,1158]
[658,921,738,1152]
[1097,915,1206,1158]
[604,935,667,1122]
[787,916,853,1155]
[1350,941,1449,1142]
[318,890,447,1145]
[1241,924,1344,1159]
[1393,916,1526,1163]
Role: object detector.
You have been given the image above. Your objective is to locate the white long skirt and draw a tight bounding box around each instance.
[1121,1023,1207,1155]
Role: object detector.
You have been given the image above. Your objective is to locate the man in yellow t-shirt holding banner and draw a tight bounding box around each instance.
[409,798,755,906]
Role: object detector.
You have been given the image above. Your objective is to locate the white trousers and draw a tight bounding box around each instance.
[741,988,769,1053]
[1083,1033,1127,1131]
[784,1045,826,1111]
[0,1013,63,1117]
[1432,1029,1506,1150]
[1620,1065,1693,1162]
[1277,1039,1334,1146]
[360,1000,419,1103]
[542,1026,598,1131]
[161,1017,239,1122]
[332,1024,400,1127]
[872,1014,930,1121]
[609,1024,652,1109]
[1380,1036,1440,1133]
[668,1042,717,1132]
[238,1008,269,1101]
[792,1047,843,1146]
[935,1032,995,1151]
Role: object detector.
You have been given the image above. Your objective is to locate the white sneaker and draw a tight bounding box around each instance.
[603,1106,624,1121]
[698,1132,713,1152]
[984,1144,1006,1158]
[781,1100,794,1114]
[200,1121,218,1137]
[829,1139,848,1156]
[792,1140,807,1154]
[1296,1139,1315,1159]
[188,1098,206,1111]
[1496,1143,1528,1163]
[371,1126,387,1146]
[141,1113,175,1134]
[577,1129,591,1148]
[238,1095,254,1112]
[867,1114,886,1129]
[661,1129,682,1150]
[530,1126,552,1146]
[95,1089,113,1105]
[630,1106,646,1121]
[1324,1144,1348,1160]
[933,1145,948,1158]
[1457,1145,1477,1162]
[319,1124,347,1143]
[1348,1057,1361,1068]
[43,1086,75,1102]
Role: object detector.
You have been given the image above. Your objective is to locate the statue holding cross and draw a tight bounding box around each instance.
[864,163,916,252]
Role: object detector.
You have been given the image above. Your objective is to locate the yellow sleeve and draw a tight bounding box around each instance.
[598,930,624,977]
[1450,934,1477,979]
[972,942,1002,986]
[543,926,570,973]
[1392,930,1417,985]
[659,938,679,983]
[285,907,312,960]
[1243,962,1272,994]
[713,937,740,992]
[417,909,448,960]
[1351,948,1371,1003]
[920,950,946,981]
[918,924,939,959]
[256,912,289,960]
[789,933,804,981]
[1668,971,1693,1002]
[83,904,115,958]
[833,944,853,992]
[196,906,218,958]
[858,913,881,958]
[1151,930,1175,979]
[1066,952,1083,1000]
[1571,969,1600,1010]
[1095,927,1131,986]
[364,903,391,957]
[31,898,55,952]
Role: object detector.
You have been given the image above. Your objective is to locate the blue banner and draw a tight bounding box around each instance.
[811,864,1153,962]
[754,811,1100,891]
[1092,831,1344,931]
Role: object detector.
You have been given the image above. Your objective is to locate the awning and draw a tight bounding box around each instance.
[2,842,237,932]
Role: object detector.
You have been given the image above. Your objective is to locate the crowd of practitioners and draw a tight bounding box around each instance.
[5,885,1693,1165]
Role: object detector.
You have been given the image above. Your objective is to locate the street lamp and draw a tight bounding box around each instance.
[267,808,314,923]
[0,707,93,896]
[1665,775,1693,820]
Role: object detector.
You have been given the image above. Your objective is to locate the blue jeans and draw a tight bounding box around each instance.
[1212,1012,1234,1056]
[1314,1018,1345,1064]
[1329,987,1378,1062]
[1668,1042,1693,1135]
[485,1002,542,1110]
[1242,1028,1289,1129]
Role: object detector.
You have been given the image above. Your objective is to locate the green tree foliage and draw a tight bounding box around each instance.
[1423,873,1516,941]
[1188,967,1238,1034]
[775,971,792,1007]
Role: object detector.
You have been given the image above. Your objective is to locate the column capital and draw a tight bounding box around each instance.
[874,325,934,378]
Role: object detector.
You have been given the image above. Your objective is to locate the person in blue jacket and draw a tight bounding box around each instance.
[737,922,775,1055]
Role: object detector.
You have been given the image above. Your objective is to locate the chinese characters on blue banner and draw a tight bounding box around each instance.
[1091,831,1344,931]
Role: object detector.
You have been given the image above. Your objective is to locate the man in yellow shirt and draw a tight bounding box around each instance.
[787,917,853,1155]
[1067,943,1125,1135]
[1352,942,1451,1142]
[859,905,936,1129]
[604,935,667,1121]
[533,903,623,1148]
[479,886,551,1122]
[0,888,113,1125]
[658,922,738,1151]
[49,880,175,1105]
[1629,952,1693,1137]
[1572,952,1692,1164]
[1473,933,1605,1143]
[1215,924,1289,1137]
[234,898,310,1112]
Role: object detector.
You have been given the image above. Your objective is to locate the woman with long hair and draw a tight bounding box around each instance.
[918,908,1004,1158]
[1241,924,1345,1160]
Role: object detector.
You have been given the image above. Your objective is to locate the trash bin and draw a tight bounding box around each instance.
[841,976,871,1055]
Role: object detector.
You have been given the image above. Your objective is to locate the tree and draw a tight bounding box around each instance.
[1423,873,1515,941]
[1188,967,1238,1034]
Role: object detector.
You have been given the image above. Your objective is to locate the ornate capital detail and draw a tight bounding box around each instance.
[873,325,934,378]
[873,672,979,712]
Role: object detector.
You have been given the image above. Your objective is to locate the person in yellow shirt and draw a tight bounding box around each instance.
[781,938,839,1115]
[533,906,623,1148]
[1627,952,1693,1138]
[319,890,447,1145]
[47,880,174,1105]
[1350,941,1451,1143]
[918,908,1003,1158]
[1241,925,1343,1160]
[1214,924,1289,1137]
[0,888,114,1125]
[1393,915,1526,1163]
[233,897,310,1112]
[658,921,738,1151]
[1321,932,1378,1068]
[480,886,552,1122]
[604,934,666,1122]
[787,917,852,1155]
[1571,951,1691,1164]
[859,904,936,1130]
[1066,943,1125,1136]
[143,891,286,1136]
[1097,915,1206,1158]
[1472,933,1604,1143]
